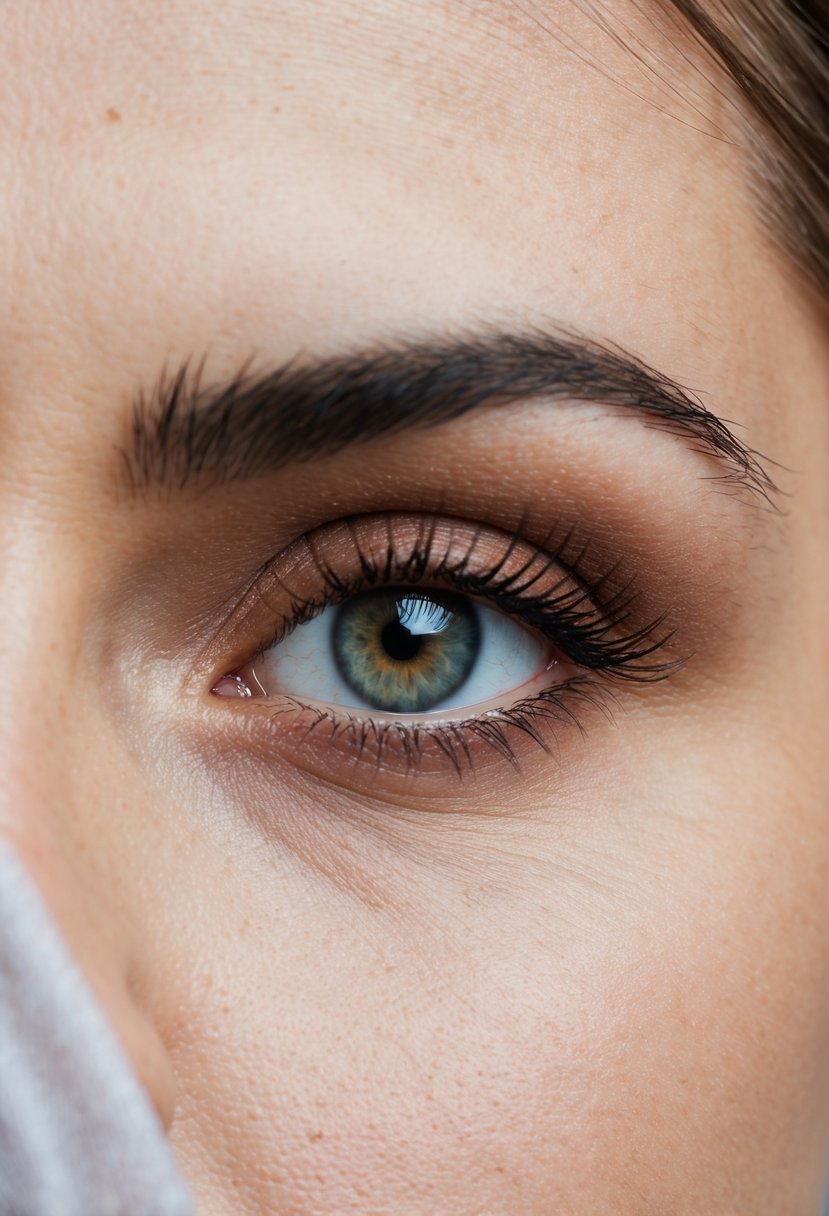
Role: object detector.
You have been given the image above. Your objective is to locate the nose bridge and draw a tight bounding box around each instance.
[0,475,80,840]
[0,475,121,999]
[0,461,179,1133]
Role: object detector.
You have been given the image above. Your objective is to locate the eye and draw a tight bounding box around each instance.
[206,512,673,777]
[219,586,554,717]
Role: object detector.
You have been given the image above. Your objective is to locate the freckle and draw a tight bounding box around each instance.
[106,107,122,123]
[308,1130,324,1142]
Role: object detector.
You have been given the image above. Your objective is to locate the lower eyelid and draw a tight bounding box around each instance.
[205,670,616,789]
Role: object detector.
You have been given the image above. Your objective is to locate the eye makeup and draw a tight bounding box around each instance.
[110,379,774,811]
[204,512,678,780]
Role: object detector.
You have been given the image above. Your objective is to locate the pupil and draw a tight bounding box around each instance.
[381,618,423,663]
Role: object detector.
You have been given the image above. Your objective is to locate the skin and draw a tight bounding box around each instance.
[1,1,828,1212]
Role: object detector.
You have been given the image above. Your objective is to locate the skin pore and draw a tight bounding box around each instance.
[1,1,828,1212]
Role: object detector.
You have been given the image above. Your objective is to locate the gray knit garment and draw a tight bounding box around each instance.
[0,840,195,1216]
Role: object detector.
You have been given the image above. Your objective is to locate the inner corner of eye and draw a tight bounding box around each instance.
[211,672,255,699]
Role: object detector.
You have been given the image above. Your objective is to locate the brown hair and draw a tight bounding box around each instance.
[667,1,829,300]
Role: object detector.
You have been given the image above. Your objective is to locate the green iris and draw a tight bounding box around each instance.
[332,589,480,713]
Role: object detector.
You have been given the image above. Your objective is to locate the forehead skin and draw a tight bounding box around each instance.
[0,0,822,460]
[1,2,829,1215]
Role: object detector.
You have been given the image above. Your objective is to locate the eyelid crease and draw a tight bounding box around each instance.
[217,511,678,688]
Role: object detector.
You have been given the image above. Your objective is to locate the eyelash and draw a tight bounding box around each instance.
[216,514,677,775]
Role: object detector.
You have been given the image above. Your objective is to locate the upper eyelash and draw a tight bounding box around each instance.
[257,515,676,683]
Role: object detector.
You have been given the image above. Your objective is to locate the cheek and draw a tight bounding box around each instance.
[556,763,829,1212]
[152,736,829,1214]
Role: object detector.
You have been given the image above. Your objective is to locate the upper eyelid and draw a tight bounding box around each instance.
[122,328,779,508]
[212,513,676,687]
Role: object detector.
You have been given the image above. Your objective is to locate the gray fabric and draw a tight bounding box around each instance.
[0,840,195,1216]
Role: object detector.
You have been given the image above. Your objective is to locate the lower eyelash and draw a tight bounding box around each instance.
[266,675,616,779]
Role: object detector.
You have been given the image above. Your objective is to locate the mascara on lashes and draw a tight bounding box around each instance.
[208,513,677,773]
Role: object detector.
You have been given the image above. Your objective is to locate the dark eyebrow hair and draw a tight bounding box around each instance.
[123,328,776,503]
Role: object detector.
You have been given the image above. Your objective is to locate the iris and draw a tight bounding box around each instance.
[333,589,480,713]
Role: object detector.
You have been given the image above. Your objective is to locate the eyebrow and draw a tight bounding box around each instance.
[123,329,775,502]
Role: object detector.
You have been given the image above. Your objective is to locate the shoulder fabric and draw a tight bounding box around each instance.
[0,840,195,1216]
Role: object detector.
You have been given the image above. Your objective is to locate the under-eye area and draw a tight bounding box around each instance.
[207,512,678,776]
